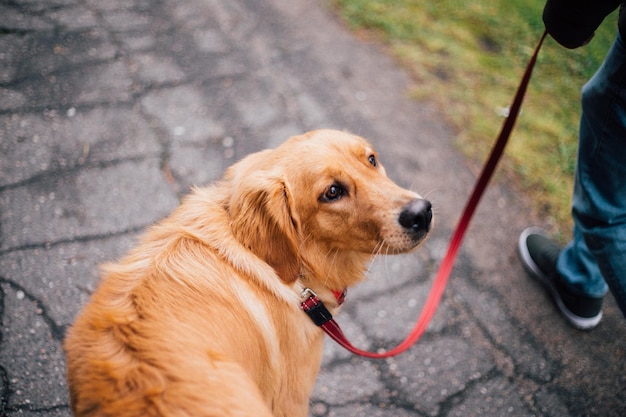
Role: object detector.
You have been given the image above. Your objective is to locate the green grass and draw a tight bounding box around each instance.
[330,0,618,238]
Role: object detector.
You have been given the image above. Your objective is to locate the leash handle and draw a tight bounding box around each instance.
[311,29,548,359]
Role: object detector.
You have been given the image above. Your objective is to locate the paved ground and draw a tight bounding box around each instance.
[1,0,625,416]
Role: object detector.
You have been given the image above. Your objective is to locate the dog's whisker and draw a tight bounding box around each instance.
[297,232,314,252]
[369,241,382,258]
[321,247,340,288]
[382,243,394,283]
[408,179,420,194]
[366,242,383,272]
[368,240,394,282]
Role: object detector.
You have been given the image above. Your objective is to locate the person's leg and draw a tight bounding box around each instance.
[557,226,607,298]
[558,31,626,317]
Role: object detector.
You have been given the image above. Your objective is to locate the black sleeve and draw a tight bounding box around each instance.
[543,0,622,48]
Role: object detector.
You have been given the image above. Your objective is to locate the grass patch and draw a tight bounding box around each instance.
[330,0,617,238]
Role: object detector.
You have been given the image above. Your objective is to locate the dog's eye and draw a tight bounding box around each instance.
[368,154,378,167]
[321,184,345,202]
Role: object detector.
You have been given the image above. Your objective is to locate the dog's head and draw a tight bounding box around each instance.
[226,130,432,287]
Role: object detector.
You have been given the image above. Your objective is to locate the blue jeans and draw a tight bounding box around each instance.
[557,32,626,317]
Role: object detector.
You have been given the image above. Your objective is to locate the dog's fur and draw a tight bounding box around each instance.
[64,129,432,417]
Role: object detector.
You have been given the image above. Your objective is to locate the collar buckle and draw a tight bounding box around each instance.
[300,288,333,326]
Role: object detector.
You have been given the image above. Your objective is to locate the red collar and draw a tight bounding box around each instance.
[332,289,347,306]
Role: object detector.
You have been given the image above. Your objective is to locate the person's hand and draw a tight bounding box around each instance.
[543,0,618,49]
[580,33,595,47]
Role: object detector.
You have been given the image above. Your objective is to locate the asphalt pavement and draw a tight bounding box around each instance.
[1,0,625,416]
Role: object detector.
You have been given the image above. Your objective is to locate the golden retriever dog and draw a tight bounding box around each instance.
[64,129,433,417]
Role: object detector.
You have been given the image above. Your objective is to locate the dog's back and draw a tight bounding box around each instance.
[65,184,324,416]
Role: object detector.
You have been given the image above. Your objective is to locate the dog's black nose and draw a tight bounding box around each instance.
[399,198,432,235]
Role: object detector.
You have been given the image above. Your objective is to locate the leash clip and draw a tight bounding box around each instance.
[300,288,333,326]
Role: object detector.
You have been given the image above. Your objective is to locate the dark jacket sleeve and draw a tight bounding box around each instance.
[543,0,622,48]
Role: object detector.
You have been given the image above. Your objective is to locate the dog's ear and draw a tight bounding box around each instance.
[228,173,301,284]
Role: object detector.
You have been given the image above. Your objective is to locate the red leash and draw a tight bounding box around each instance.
[302,30,548,359]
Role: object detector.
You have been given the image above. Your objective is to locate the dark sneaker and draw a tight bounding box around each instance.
[518,227,603,330]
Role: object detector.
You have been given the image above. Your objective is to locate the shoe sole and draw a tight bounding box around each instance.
[518,227,601,330]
